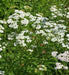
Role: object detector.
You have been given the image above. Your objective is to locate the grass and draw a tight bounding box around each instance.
[0,0,69,75]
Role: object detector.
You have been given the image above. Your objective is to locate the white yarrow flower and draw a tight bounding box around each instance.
[51,51,58,57]
[0,48,2,51]
[36,25,41,29]
[0,55,2,58]
[63,66,68,70]
[27,49,33,52]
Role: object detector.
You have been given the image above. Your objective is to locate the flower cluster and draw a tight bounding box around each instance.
[57,51,69,62]
[50,5,63,18]
[8,32,16,40]
[0,42,7,59]
[0,20,6,24]
[51,51,69,69]
[16,30,32,46]
[51,51,69,62]
[50,5,69,19]
[0,25,4,33]
[55,62,68,70]
[37,64,47,71]
[51,51,58,57]
[1,9,68,50]
[0,70,5,75]
[27,49,33,52]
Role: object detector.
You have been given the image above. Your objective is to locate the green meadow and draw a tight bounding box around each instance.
[0,0,69,75]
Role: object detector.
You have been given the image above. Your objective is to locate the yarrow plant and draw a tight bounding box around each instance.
[0,3,69,75]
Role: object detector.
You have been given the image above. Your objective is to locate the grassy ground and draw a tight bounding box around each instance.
[0,0,69,75]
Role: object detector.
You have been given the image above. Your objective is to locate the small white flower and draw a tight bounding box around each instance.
[27,49,33,52]
[36,25,41,29]
[0,20,4,23]
[67,15,69,18]
[55,62,63,70]
[25,12,31,16]
[0,30,4,33]
[21,18,29,26]
[2,46,6,49]
[66,34,69,37]
[37,65,47,71]
[9,22,18,29]
[15,9,19,13]
[62,43,66,47]
[26,39,32,43]
[58,20,65,22]
[50,5,57,12]
[36,31,40,34]
[7,19,13,23]
[53,15,57,18]
[30,16,36,21]
[0,25,4,30]
[29,32,33,34]
[55,66,63,69]
[0,71,5,74]
[58,13,63,17]
[14,43,17,46]
[8,34,14,40]
[66,45,69,49]
[0,55,2,58]
[31,45,37,48]
[63,66,68,70]
[36,14,42,16]
[43,40,48,44]
[51,37,57,42]
[56,62,61,66]
[51,51,58,57]
[22,43,26,46]
[39,68,44,71]
[0,48,2,51]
